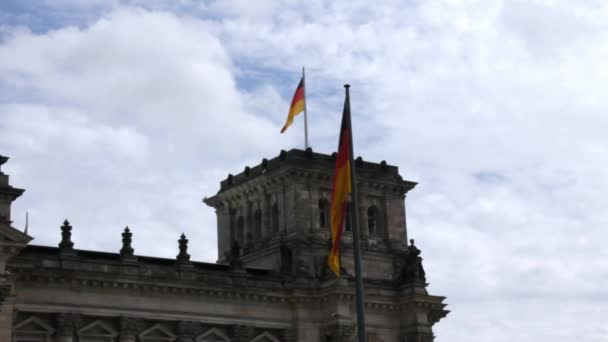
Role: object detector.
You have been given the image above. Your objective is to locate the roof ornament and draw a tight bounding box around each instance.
[120,226,134,257]
[58,219,74,251]
[176,233,191,264]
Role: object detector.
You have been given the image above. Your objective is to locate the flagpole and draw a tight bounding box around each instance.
[344,84,367,342]
[302,67,309,149]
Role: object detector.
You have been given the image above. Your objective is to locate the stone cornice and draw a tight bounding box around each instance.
[11,268,438,314]
[204,149,415,208]
[205,171,414,209]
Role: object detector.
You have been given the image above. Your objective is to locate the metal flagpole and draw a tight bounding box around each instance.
[302,67,309,149]
[344,84,368,342]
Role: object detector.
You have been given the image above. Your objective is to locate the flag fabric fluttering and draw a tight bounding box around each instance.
[280,77,305,134]
[328,90,352,276]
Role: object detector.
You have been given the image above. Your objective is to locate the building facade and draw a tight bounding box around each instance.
[0,149,448,342]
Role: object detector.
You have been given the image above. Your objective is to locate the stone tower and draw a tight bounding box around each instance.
[204,148,418,280]
[0,155,32,341]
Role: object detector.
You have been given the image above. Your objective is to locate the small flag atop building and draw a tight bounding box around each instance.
[280,76,306,134]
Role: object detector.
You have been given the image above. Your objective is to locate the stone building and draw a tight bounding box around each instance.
[0,149,448,342]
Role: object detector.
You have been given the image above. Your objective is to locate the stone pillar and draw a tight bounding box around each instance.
[280,180,288,233]
[216,204,231,258]
[244,199,253,247]
[386,195,407,250]
[233,325,255,342]
[293,183,310,234]
[177,321,196,342]
[56,313,77,342]
[402,194,409,245]
[119,317,137,342]
[261,194,270,238]
[0,290,15,342]
[359,200,369,240]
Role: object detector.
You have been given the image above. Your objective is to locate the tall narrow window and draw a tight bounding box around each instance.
[236,216,245,244]
[253,209,262,239]
[272,203,279,233]
[368,206,378,235]
[345,205,352,232]
[318,198,329,228]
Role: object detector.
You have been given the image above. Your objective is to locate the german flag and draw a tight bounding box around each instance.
[328,88,352,276]
[280,77,305,133]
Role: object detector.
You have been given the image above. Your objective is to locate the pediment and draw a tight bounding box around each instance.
[77,320,118,337]
[14,316,55,335]
[196,327,231,342]
[250,332,281,342]
[139,323,176,341]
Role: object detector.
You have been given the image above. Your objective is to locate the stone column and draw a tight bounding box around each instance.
[261,194,270,238]
[0,288,14,342]
[359,199,369,240]
[216,204,232,258]
[177,321,196,342]
[233,325,255,342]
[56,313,77,342]
[386,195,407,250]
[244,199,253,247]
[119,317,137,342]
[280,180,288,233]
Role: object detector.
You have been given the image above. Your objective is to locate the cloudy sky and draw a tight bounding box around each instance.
[1,0,607,341]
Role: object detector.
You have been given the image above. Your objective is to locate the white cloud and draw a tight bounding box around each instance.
[0,7,290,262]
[1,1,607,341]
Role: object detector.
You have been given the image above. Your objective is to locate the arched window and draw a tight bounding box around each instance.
[368,206,378,235]
[236,216,245,244]
[271,203,279,233]
[253,209,262,239]
[318,198,329,228]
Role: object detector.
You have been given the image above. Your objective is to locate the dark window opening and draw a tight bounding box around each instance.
[318,198,329,228]
[253,209,262,239]
[272,203,279,233]
[368,206,378,235]
[236,216,245,244]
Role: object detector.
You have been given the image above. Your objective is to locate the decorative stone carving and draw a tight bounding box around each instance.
[396,239,426,285]
[139,323,176,341]
[177,233,192,266]
[14,316,55,342]
[322,318,356,342]
[250,331,281,342]
[58,220,76,257]
[77,319,118,340]
[120,226,135,257]
[196,327,231,342]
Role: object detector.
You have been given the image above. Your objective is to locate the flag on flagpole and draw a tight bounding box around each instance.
[280,77,305,133]
[328,91,352,276]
